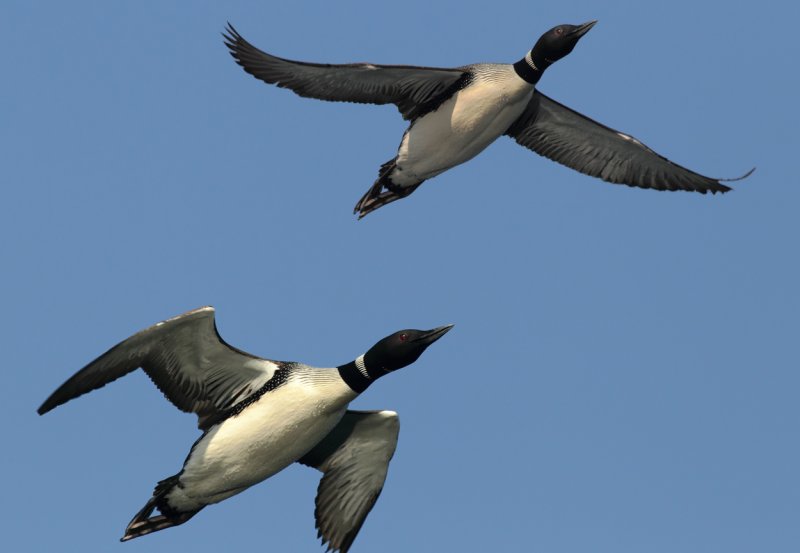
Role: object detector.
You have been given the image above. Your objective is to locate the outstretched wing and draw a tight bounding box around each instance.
[223,24,466,121]
[505,91,753,193]
[37,307,279,430]
[299,410,400,553]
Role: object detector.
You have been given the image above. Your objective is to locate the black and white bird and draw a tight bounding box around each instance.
[223,21,752,218]
[38,307,453,552]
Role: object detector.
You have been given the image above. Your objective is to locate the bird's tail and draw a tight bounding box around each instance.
[353,159,422,219]
[120,475,201,542]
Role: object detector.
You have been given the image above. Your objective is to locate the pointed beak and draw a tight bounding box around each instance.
[569,20,597,39]
[414,324,454,346]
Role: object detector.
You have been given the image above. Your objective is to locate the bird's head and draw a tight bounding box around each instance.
[530,20,597,68]
[363,325,454,375]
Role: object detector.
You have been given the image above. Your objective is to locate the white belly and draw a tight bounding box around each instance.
[167,375,354,510]
[393,72,533,185]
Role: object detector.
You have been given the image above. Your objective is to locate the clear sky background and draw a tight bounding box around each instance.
[2,1,798,552]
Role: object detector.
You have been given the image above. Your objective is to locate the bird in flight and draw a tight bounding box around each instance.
[38,307,453,552]
[224,21,752,218]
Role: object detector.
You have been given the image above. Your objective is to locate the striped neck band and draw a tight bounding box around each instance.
[355,354,370,379]
[525,50,538,71]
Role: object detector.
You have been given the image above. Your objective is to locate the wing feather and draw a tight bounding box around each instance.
[37,307,278,430]
[505,91,753,193]
[223,24,466,121]
[299,410,400,553]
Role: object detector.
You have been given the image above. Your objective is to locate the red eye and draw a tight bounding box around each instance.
[555,28,563,35]
[399,333,408,342]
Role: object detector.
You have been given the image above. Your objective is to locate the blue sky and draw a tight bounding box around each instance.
[2,1,798,551]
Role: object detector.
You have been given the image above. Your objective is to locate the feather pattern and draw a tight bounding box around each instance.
[299,410,400,553]
[223,23,465,121]
[505,91,752,193]
[37,307,279,430]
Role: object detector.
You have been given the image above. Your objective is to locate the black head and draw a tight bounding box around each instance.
[531,20,596,68]
[363,325,454,375]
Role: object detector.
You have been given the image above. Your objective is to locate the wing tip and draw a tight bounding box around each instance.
[719,166,755,183]
[38,390,75,415]
[222,22,246,56]
[222,21,240,41]
[38,388,73,415]
[708,166,754,193]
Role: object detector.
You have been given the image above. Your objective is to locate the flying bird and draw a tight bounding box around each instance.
[223,21,752,218]
[38,307,453,552]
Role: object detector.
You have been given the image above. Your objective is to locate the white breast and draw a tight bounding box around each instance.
[392,66,534,185]
[166,370,356,511]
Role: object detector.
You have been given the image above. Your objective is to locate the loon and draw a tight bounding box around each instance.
[224,21,751,218]
[38,306,453,552]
